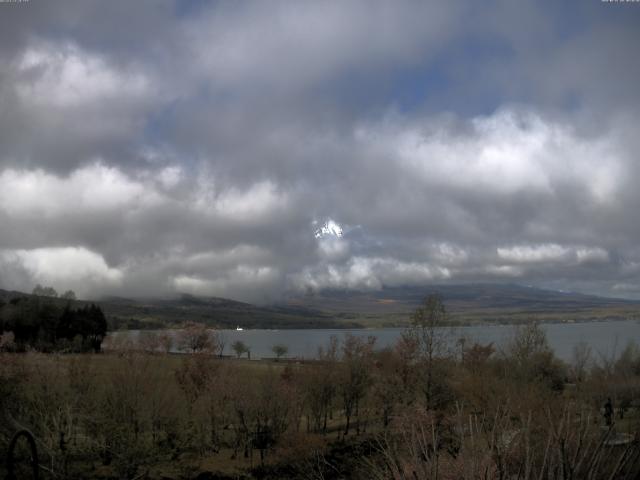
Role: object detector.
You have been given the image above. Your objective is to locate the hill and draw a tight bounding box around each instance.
[280,284,640,327]
[93,293,351,330]
[3,284,640,330]
[0,288,350,330]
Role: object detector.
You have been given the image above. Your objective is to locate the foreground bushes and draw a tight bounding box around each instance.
[0,299,639,478]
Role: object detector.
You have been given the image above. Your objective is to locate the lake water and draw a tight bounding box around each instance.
[108,319,640,362]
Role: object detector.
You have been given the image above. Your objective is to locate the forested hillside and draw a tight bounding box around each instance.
[0,291,107,352]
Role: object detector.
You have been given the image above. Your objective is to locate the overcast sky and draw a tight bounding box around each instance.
[0,0,639,302]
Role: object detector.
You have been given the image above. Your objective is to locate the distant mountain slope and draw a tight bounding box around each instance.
[0,288,29,302]
[0,288,352,330]
[3,283,640,330]
[281,284,640,326]
[95,293,350,330]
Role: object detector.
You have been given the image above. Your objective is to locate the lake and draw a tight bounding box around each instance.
[108,319,640,362]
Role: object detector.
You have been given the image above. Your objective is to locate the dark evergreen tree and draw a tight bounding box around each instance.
[86,304,107,352]
[56,305,78,342]
[1,298,108,352]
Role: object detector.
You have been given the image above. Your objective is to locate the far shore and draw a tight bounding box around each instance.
[107,314,640,332]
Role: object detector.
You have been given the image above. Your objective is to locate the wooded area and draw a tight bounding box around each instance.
[0,294,107,353]
[1,296,639,479]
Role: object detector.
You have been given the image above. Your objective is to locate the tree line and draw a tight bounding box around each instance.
[0,294,639,479]
[0,291,107,353]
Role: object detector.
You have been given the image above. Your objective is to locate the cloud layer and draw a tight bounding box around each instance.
[0,0,639,301]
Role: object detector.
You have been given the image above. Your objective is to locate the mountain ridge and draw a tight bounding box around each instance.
[2,283,640,330]
[280,283,640,326]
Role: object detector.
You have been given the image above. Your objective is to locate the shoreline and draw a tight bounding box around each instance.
[107,315,640,332]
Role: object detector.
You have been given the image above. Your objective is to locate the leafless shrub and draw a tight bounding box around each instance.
[177,322,219,354]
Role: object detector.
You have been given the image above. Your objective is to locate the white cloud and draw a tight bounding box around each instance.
[430,243,469,266]
[194,179,289,221]
[497,244,571,264]
[293,256,451,292]
[576,247,609,264]
[157,166,183,190]
[483,264,524,277]
[497,244,609,266]
[187,0,458,91]
[0,247,123,296]
[0,1,637,301]
[317,237,350,262]
[216,181,287,219]
[0,103,627,300]
[358,108,624,202]
[172,275,212,295]
[173,264,279,299]
[0,163,159,218]
[180,245,273,272]
[16,42,149,107]
[612,283,640,293]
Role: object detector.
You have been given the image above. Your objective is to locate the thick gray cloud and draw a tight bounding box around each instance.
[0,0,639,301]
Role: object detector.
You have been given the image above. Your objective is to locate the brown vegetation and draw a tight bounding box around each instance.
[1,295,639,479]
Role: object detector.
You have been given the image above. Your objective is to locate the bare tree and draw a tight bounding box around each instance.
[507,322,549,363]
[571,341,592,383]
[0,331,16,352]
[177,323,218,354]
[217,332,227,357]
[32,284,58,298]
[138,331,161,354]
[339,334,375,435]
[272,344,288,360]
[406,293,453,410]
[158,332,173,354]
[232,340,250,358]
[60,290,77,301]
[302,336,339,434]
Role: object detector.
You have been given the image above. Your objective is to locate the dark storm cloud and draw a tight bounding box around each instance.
[0,0,639,301]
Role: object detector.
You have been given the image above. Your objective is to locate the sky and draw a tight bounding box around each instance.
[0,0,640,302]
